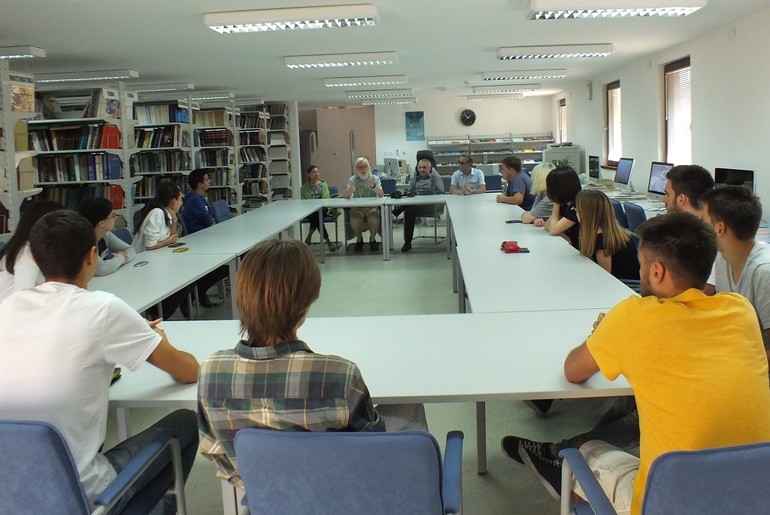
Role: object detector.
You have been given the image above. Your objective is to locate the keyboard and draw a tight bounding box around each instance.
[612,192,647,200]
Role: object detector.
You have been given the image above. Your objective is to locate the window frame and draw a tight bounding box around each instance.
[558,98,567,143]
[605,80,621,167]
[664,56,691,165]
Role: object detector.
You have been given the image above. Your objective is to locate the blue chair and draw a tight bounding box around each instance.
[0,420,187,515]
[235,429,464,514]
[0,241,5,251]
[485,174,503,192]
[442,176,452,192]
[623,201,647,234]
[610,199,629,229]
[299,209,340,246]
[113,227,132,245]
[210,199,232,223]
[560,441,770,514]
[329,185,340,198]
[381,178,397,195]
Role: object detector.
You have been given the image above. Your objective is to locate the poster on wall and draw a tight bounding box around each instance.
[405,111,425,141]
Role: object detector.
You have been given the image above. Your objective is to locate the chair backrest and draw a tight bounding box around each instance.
[112,227,133,245]
[623,201,647,233]
[235,429,446,515]
[485,174,503,192]
[210,199,231,223]
[381,178,397,195]
[328,185,339,198]
[0,420,91,514]
[416,150,437,172]
[0,241,5,251]
[610,198,629,228]
[642,442,770,514]
[442,176,452,192]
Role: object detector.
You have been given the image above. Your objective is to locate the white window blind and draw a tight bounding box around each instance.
[665,57,691,165]
[558,98,567,143]
[606,81,621,164]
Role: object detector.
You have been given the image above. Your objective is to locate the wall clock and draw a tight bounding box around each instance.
[460,109,476,126]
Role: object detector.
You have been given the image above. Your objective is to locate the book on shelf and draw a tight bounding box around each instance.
[238,112,268,130]
[195,128,233,147]
[239,130,265,145]
[130,150,190,175]
[9,72,35,112]
[266,103,288,117]
[29,122,121,152]
[194,110,230,127]
[198,148,230,167]
[134,125,189,148]
[35,153,121,183]
[36,88,120,120]
[238,146,266,163]
[134,103,189,125]
[39,183,116,210]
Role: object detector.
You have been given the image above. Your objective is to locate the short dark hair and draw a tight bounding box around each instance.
[546,166,582,204]
[459,153,473,164]
[700,186,762,241]
[78,197,113,227]
[188,168,208,190]
[636,212,717,290]
[501,155,521,173]
[30,210,96,281]
[666,165,714,206]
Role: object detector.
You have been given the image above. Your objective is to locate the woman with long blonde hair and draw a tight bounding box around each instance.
[576,190,639,280]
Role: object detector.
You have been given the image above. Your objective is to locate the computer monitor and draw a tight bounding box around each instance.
[588,155,600,179]
[613,158,634,189]
[383,158,400,178]
[647,161,673,200]
[715,167,754,192]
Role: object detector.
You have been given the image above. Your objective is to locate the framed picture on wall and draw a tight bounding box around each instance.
[405,111,425,141]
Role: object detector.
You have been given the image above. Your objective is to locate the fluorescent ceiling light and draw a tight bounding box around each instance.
[36,69,139,83]
[473,84,541,93]
[191,92,234,101]
[482,69,567,80]
[528,0,706,19]
[467,94,525,101]
[498,44,614,59]
[324,75,408,87]
[0,46,46,59]
[346,89,413,99]
[285,51,399,69]
[131,82,194,93]
[205,4,378,33]
[361,97,416,105]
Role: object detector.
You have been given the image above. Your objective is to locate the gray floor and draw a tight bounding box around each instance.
[105,220,614,514]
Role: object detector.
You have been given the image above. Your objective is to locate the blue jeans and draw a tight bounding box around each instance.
[568,396,639,451]
[104,409,198,515]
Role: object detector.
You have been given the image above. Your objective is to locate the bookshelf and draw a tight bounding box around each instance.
[266,102,291,201]
[193,107,240,213]
[427,133,553,176]
[237,106,270,211]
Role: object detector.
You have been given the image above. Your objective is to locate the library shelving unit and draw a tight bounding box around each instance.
[236,106,270,211]
[266,102,291,201]
[131,100,194,219]
[427,133,553,176]
[193,106,240,213]
[0,61,40,236]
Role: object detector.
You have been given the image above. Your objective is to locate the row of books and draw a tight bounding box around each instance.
[266,103,288,117]
[243,180,268,196]
[134,176,185,199]
[130,150,190,175]
[241,162,268,180]
[198,149,231,167]
[135,125,190,149]
[194,110,230,127]
[205,168,234,187]
[134,104,189,125]
[38,184,125,211]
[238,112,269,129]
[38,88,121,121]
[35,153,122,183]
[269,118,288,131]
[239,130,266,146]
[239,147,266,164]
[29,123,121,152]
[195,128,233,147]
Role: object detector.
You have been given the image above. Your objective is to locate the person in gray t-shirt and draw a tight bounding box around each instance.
[342,157,384,252]
[521,162,556,223]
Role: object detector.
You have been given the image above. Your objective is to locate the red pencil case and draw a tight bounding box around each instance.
[500,240,521,253]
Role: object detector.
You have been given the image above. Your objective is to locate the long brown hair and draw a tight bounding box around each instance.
[576,190,632,258]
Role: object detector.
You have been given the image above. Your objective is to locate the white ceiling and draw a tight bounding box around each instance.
[1,0,768,106]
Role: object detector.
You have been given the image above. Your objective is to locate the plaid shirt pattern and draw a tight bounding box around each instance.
[197,340,384,485]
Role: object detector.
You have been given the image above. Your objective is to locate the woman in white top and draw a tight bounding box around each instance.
[0,200,63,303]
[78,197,136,276]
[133,181,183,253]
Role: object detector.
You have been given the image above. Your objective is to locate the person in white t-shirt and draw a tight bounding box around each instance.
[0,210,199,514]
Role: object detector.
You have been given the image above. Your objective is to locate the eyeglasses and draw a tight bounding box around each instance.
[458,160,469,165]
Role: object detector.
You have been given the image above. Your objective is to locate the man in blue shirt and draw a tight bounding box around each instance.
[182,169,215,234]
[497,155,535,210]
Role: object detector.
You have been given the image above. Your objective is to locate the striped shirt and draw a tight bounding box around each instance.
[197,340,384,485]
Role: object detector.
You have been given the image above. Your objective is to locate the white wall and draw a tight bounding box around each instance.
[556,7,770,211]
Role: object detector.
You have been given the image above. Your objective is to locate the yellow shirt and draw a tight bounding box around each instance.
[587,289,770,515]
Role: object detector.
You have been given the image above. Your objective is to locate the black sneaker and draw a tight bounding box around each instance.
[354,241,364,252]
[519,442,562,501]
[401,242,412,252]
[501,435,525,464]
[523,399,554,416]
[370,241,379,251]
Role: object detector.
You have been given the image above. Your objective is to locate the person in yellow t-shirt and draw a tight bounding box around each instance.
[563,212,770,515]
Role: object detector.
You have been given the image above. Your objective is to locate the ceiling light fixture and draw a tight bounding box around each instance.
[498,44,614,60]
[473,84,541,93]
[191,92,234,101]
[0,46,46,59]
[528,0,706,19]
[131,82,195,93]
[285,51,399,69]
[361,97,416,105]
[36,69,139,83]
[482,69,567,80]
[467,94,525,101]
[324,75,408,87]
[205,4,378,33]
[346,89,413,99]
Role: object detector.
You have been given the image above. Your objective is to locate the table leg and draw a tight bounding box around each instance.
[381,204,390,261]
[318,208,326,265]
[220,480,239,515]
[446,210,453,260]
[116,407,130,441]
[228,258,238,320]
[476,401,487,474]
[458,260,466,313]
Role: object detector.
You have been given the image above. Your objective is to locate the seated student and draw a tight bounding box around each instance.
[0,210,199,514]
[400,158,444,253]
[0,200,63,303]
[182,168,215,234]
[300,164,340,252]
[450,153,486,195]
[576,190,639,280]
[341,157,384,252]
[78,197,136,276]
[496,155,535,210]
[198,239,427,486]
[541,166,582,248]
[521,162,556,224]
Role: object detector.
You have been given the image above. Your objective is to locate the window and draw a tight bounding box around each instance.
[558,98,567,143]
[605,81,621,165]
[665,57,691,165]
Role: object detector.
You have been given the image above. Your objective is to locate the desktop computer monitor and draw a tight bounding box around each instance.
[613,158,634,189]
[588,155,600,179]
[383,158,400,178]
[647,161,673,200]
[715,167,754,192]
